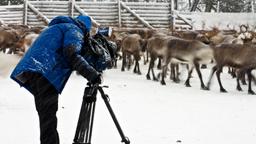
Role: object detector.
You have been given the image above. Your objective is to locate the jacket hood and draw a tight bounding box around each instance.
[48,15,92,32]
[75,15,92,32]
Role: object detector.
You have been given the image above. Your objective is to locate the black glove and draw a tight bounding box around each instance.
[90,73,103,85]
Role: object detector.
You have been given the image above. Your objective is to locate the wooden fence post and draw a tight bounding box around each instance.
[118,0,121,28]
[23,0,28,25]
[69,0,75,17]
[251,0,254,13]
[217,1,220,13]
[27,2,50,25]
[170,0,175,31]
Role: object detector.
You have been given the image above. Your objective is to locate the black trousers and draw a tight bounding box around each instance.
[28,73,60,144]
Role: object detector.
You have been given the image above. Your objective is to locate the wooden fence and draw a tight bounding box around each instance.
[0,1,255,30]
[0,0,194,30]
[0,5,23,24]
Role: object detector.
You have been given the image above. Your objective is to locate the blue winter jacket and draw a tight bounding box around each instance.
[11,15,98,94]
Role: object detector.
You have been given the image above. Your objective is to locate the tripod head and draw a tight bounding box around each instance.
[86,82,109,89]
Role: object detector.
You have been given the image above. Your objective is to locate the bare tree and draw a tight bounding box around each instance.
[190,0,200,11]
[174,0,178,10]
[188,0,192,7]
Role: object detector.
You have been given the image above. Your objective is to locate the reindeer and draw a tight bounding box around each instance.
[204,27,243,45]
[167,30,211,80]
[207,43,256,94]
[173,30,210,44]
[121,34,147,74]
[15,32,39,54]
[160,38,213,90]
[146,33,177,81]
[108,31,128,68]
[0,29,20,54]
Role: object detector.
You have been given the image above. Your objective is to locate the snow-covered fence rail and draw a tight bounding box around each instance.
[26,1,69,27]
[121,2,171,29]
[0,5,23,25]
[73,1,116,27]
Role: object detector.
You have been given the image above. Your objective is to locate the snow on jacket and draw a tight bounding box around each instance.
[11,15,98,94]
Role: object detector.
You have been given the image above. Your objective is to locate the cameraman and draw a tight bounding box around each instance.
[10,15,102,144]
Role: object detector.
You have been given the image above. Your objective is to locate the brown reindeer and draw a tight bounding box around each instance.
[121,34,147,74]
[168,30,211,80]
[15,32,39,54]
[0,29,20,54]
[173,30,210,44]
[204,27,242,45]
[207,43,256,94]
[146,33,176,81]
[161,38,213,90]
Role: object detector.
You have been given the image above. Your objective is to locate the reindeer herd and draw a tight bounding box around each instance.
[0,23,43,55]
[0,23,43,77]
[109,25,256,95]
[1,22,256,94]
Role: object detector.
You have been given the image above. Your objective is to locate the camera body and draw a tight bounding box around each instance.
[96,27,112,37]
[83,28,116,72]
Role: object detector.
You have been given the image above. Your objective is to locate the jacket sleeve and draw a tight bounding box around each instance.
[62,28,99,82]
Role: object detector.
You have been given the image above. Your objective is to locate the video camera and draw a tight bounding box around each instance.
[83,26,117,72]
[96,26,112,37]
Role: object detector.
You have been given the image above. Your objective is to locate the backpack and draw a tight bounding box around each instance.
[83,33,116,72]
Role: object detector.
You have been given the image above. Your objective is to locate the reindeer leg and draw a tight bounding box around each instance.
[185,65,193,87]
[171,63,180,83]
[194,60,208,90]
[216,67,227,93]
[170,63,175,81]
[151,66,158,81]
[228,67,231,74]
[147,56,158,81]
[247,69,255,95]
[146,51,149,64]
[161,57,170,85]
[236,70,243,91]
[157,57,161,70]
[241,73,247,85]
[114,60,117,68]
[121,52,126,71]
[231,68,236,78]
[143,52,147,65]
[127,55,132,70]
[175,64,180,83]
[146,60,152,80]
[206,65,217,89]
[161,65,167,85]
[137,61,142,75]
[252,74,256,85]
[133,60,137,73]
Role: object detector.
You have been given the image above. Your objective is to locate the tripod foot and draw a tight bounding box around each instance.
[122,137,130,144]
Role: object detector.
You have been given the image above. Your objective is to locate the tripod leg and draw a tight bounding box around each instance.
[98,87,130,144]
[73,86,98,144]
[73,97,87,143]
[85,102,96,143]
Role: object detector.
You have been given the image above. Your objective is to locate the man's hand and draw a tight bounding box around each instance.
[90,74,103,85]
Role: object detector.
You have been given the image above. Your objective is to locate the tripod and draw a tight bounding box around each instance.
[73,83,130,144]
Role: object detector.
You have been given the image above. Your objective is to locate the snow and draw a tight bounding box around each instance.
[1,61,256,144]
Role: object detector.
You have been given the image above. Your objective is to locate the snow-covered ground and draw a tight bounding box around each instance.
[1,61,256,144]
